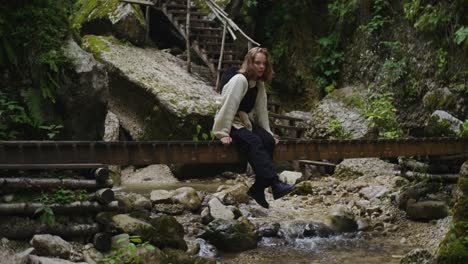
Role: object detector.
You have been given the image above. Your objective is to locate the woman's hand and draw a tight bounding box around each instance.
[273,135,280,145]
[221,136,232,145]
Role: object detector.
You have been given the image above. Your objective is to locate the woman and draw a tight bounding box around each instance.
[212,47,294,208]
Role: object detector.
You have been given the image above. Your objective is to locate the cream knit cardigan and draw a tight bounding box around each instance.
[212,73,273,139]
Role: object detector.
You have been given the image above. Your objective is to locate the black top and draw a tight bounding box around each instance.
[238,86,258,113]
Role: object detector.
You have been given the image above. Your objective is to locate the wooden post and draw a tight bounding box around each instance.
[216,22,227,91]
[186,0,191,73]
[145,5,150,44]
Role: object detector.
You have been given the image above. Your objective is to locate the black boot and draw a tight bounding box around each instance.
[272,179,295,200]
[247,184,269,209]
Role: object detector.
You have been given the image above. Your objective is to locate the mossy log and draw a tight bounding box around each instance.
[0,201,119,216]
[403,171,459,183]
[0,178,113,190]
[0,222,100,240]
[90,167,110,183]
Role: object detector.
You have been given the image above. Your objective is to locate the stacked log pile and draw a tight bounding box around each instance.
[0,165,117,248]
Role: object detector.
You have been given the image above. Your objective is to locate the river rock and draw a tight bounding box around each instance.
[258,222,280,237]
[199,217,258,252]
[150,190,174,204]
[72,0,146,45]
[171,187,202,211]
[201,207,214,225]
[81,35,218,140]
[279,170,303,184]
[122,165,179,185]
[149,215,187,250]
[60,38,108,140]
[30,234,72,259]
[112,214,156,243]
[153,203,186,215]
[194,238,218,259]
[328,206,358,233]
[115,192,152,210]
[406,200,448,220]
[137,246,167,264]
[218,183,250,205]
[162,248,193,264]
[291,181,315,196]
[400,248,433,264]
[359,185,389,200]
[208,198,235,220]
[334,158,396,179]
[424,110,463,136]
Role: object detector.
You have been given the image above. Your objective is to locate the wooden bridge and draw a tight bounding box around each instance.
[1,138,466,166]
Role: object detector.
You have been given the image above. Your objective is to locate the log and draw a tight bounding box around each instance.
[403,171,459,183]
[91,167,110,183]
[0,178,113,190]
[0,220,100,239]
[93,232,112,252]
[0,201,119,216]
[89,189,115,205]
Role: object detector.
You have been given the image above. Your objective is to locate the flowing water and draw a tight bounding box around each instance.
[120,179,413,264]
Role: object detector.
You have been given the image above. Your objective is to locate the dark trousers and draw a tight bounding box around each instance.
[230,127,277,188]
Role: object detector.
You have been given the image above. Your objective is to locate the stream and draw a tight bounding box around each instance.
[120,179,415,263]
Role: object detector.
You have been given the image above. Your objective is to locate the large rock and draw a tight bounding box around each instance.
[424,110,463,137]
[171,187,202,211]
[114,192,152,210]
[406,200,448,220]
[121,165,179,185]
[149,215,187,250]
[304,86,373,139]
[208,198,235,220]
[200,217,258,252]
[30,234,72,259]
[60,38,108,140]
[81,35,219,140]
[334,158,396,179]
[327,206,357,233]
[111,214,156,243]
[72,0,146,45]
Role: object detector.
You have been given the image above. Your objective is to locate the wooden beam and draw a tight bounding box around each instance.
[120,0,154,6]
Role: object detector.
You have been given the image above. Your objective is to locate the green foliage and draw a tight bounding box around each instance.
[359,0,391,33]
[0,92,32,139]
[0,0,71,139]
[39,124,64,140]
[436,48,448,76]
[38,188,88,205]
[459,120,468,138]
[454,26,468,46]
[381,57,408,86]
[100,236,156,264]
[364,92,402,138]
[192,124,214,142]
[35,206,55,227]
[311,33,344,95]
[328,118,350,139]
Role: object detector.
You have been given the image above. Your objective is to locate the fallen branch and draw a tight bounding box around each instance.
[0,221,100,239]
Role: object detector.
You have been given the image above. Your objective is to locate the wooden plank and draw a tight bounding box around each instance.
[297,160,337,167]
[120,0,154,6]
[0,164,107,170]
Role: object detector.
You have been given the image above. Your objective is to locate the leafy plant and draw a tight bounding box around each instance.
[39,124,63,140]
[100,236,156,264]
[359,0,391,33]
[454,26,468,46]
[0,92,32,139]
[35,206,55,227]
[328,118,350,139]
[38,188,88,205]
[364,92,402,138]
[458,120,468,138]
[192,124,214,141]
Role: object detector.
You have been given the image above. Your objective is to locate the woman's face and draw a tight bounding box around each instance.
[253,53,267,79]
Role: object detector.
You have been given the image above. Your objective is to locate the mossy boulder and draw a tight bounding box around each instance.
[149,215,187,250]
[436,161,468,263]
[199,217,258,252]
[424,110,463,137]
[72,0,146,45]
[81,35,219,140]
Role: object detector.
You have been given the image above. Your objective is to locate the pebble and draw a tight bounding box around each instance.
[400,237,407,244]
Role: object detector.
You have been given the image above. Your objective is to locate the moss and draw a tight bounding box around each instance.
[458,177,468,196]
[81,35,113,56]
[453,196,468,222]
[438,238,468,264]
[72,0,145,30]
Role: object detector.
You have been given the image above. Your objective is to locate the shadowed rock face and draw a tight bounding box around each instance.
[73,0,147,46]
[82,35,220,140]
